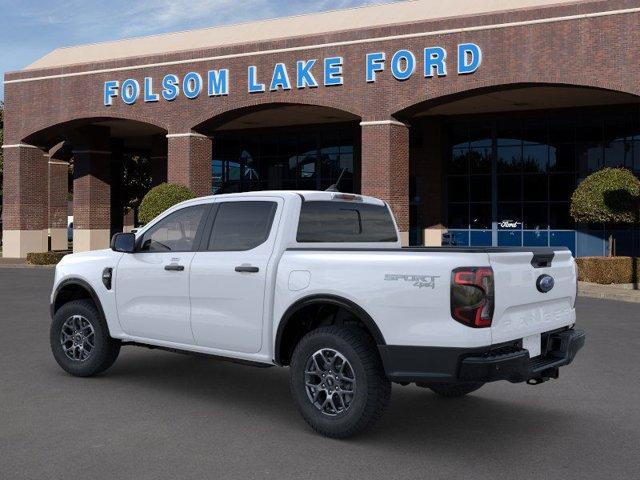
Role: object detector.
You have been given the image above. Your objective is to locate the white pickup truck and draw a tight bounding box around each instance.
[50,191,584,438]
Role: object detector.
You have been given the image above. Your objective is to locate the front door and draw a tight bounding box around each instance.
[190,198,281,354]
[115,204,210,344]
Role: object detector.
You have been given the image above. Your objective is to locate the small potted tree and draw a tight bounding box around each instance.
[570,168,640,257]
[571,168,640,287]
[138,183,196,225]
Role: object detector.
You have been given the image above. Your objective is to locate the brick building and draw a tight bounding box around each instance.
[3,0,640,257]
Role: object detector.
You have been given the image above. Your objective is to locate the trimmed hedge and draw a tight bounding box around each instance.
[138,183,196,225]
[576,256,640,284]
[570,168,640,224]
[27,251,68,265]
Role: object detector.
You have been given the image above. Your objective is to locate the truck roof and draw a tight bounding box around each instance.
[182,191,388,206]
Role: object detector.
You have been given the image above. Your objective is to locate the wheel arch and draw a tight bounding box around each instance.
[51,278,108,331]
[274,294,386,366]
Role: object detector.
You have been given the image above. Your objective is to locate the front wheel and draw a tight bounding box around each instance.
[289,326,391,439]
[50,300,121,377]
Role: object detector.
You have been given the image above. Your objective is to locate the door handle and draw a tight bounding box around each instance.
[165,264,185,272]
[235,265,259,273]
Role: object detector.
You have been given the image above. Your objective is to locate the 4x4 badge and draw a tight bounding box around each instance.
[385,274,440,289]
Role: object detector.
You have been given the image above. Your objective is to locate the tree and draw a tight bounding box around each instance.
[570,167,640,256]
[138,183,195,225]
[121,153,152,224]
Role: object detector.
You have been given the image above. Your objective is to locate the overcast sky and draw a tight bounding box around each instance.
[0,0,399,100]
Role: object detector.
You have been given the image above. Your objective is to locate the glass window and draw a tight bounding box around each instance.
[208,201,277,251]
[297,201,398,243]
[523,144,548,173]
[549,202,573,229]
[498,203,522,230]
[497,145,522,173]
[447,204,469,229]
[447,176,469,203]
[498,175,521,202]
[549,174,575,201]
[450,148,469,174]
[139,205,208,252]
[470,147,492,174]
[470,203,491,229]
[523,203,548,229]
[469,175,491,202]
[523,175,548,202]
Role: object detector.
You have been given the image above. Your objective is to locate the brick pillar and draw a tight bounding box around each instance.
[167,132,212,197]
[48,150,69,251]
[360,120,410,245]
[150,134,168,186]
[1,144,49,258]
[71,126,112,252]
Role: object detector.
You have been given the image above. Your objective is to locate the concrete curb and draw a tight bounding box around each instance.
[579,281,640,304]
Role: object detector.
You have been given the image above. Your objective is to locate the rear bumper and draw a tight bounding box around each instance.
[379,328,585,384]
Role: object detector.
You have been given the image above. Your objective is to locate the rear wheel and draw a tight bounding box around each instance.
[427,382,484,398]
[289,326,391,438]
[50,300,121,377]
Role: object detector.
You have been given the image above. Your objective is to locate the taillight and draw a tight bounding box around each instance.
[451,267,494,328]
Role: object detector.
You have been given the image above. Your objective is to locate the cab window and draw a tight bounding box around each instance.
[207,201,277,251]
[139,205,208,252]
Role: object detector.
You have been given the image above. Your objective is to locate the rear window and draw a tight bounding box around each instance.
[297,201,398,243]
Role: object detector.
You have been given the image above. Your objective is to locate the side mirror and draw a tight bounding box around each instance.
[111,232,136,253]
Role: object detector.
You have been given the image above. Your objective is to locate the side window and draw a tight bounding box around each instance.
[208,201,277,251]
[139,205,208,252]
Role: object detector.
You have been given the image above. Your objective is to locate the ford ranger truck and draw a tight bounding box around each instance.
[50,191,585,438]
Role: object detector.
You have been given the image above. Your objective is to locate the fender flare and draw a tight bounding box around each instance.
[51,278,107,327]
[274,294,386,365]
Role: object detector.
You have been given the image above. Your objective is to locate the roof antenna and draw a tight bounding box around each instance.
[325,168,347,192]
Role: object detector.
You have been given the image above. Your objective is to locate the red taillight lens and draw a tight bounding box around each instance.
[451,267,494,328]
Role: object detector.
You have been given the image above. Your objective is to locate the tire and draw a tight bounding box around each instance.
[289,326,391,439]
[427,382,484,398]
[50,299,121,377]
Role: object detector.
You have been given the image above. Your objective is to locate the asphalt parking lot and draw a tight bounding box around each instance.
[1,268,639,479]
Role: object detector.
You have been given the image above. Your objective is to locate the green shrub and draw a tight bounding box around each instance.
[27,251,67,265]
[138,183,196,224]
[576,256,640,284]
[570,168,640,224]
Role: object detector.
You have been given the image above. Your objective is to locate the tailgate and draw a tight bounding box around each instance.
[489,248,576,346]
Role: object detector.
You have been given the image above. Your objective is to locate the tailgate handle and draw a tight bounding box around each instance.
[531,252,554,268]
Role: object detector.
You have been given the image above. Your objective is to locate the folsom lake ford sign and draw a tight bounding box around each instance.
[103,43,482,106]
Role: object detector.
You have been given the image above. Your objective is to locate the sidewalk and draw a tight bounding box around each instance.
[579,281,640,303]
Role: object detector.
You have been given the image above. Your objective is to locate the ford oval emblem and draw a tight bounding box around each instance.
[536,274,555,293]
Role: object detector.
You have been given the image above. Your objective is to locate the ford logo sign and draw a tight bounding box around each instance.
[536,274,555,293]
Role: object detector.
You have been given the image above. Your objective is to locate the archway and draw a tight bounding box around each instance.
[193,103,361,195]
[396,84,640,255]
[13,118,167,254]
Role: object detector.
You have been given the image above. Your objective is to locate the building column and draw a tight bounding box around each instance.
[150,134,168,187]
[71,126,112,252]
[167,132,212,197]
[360,120,410,245]
[1,143,49,258]
[48,145,70,251]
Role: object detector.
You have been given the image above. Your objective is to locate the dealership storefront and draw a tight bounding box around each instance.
[2,0,640,257]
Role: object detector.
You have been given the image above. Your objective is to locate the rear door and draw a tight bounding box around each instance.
[189,197,281,354]
[489,248,577,352]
